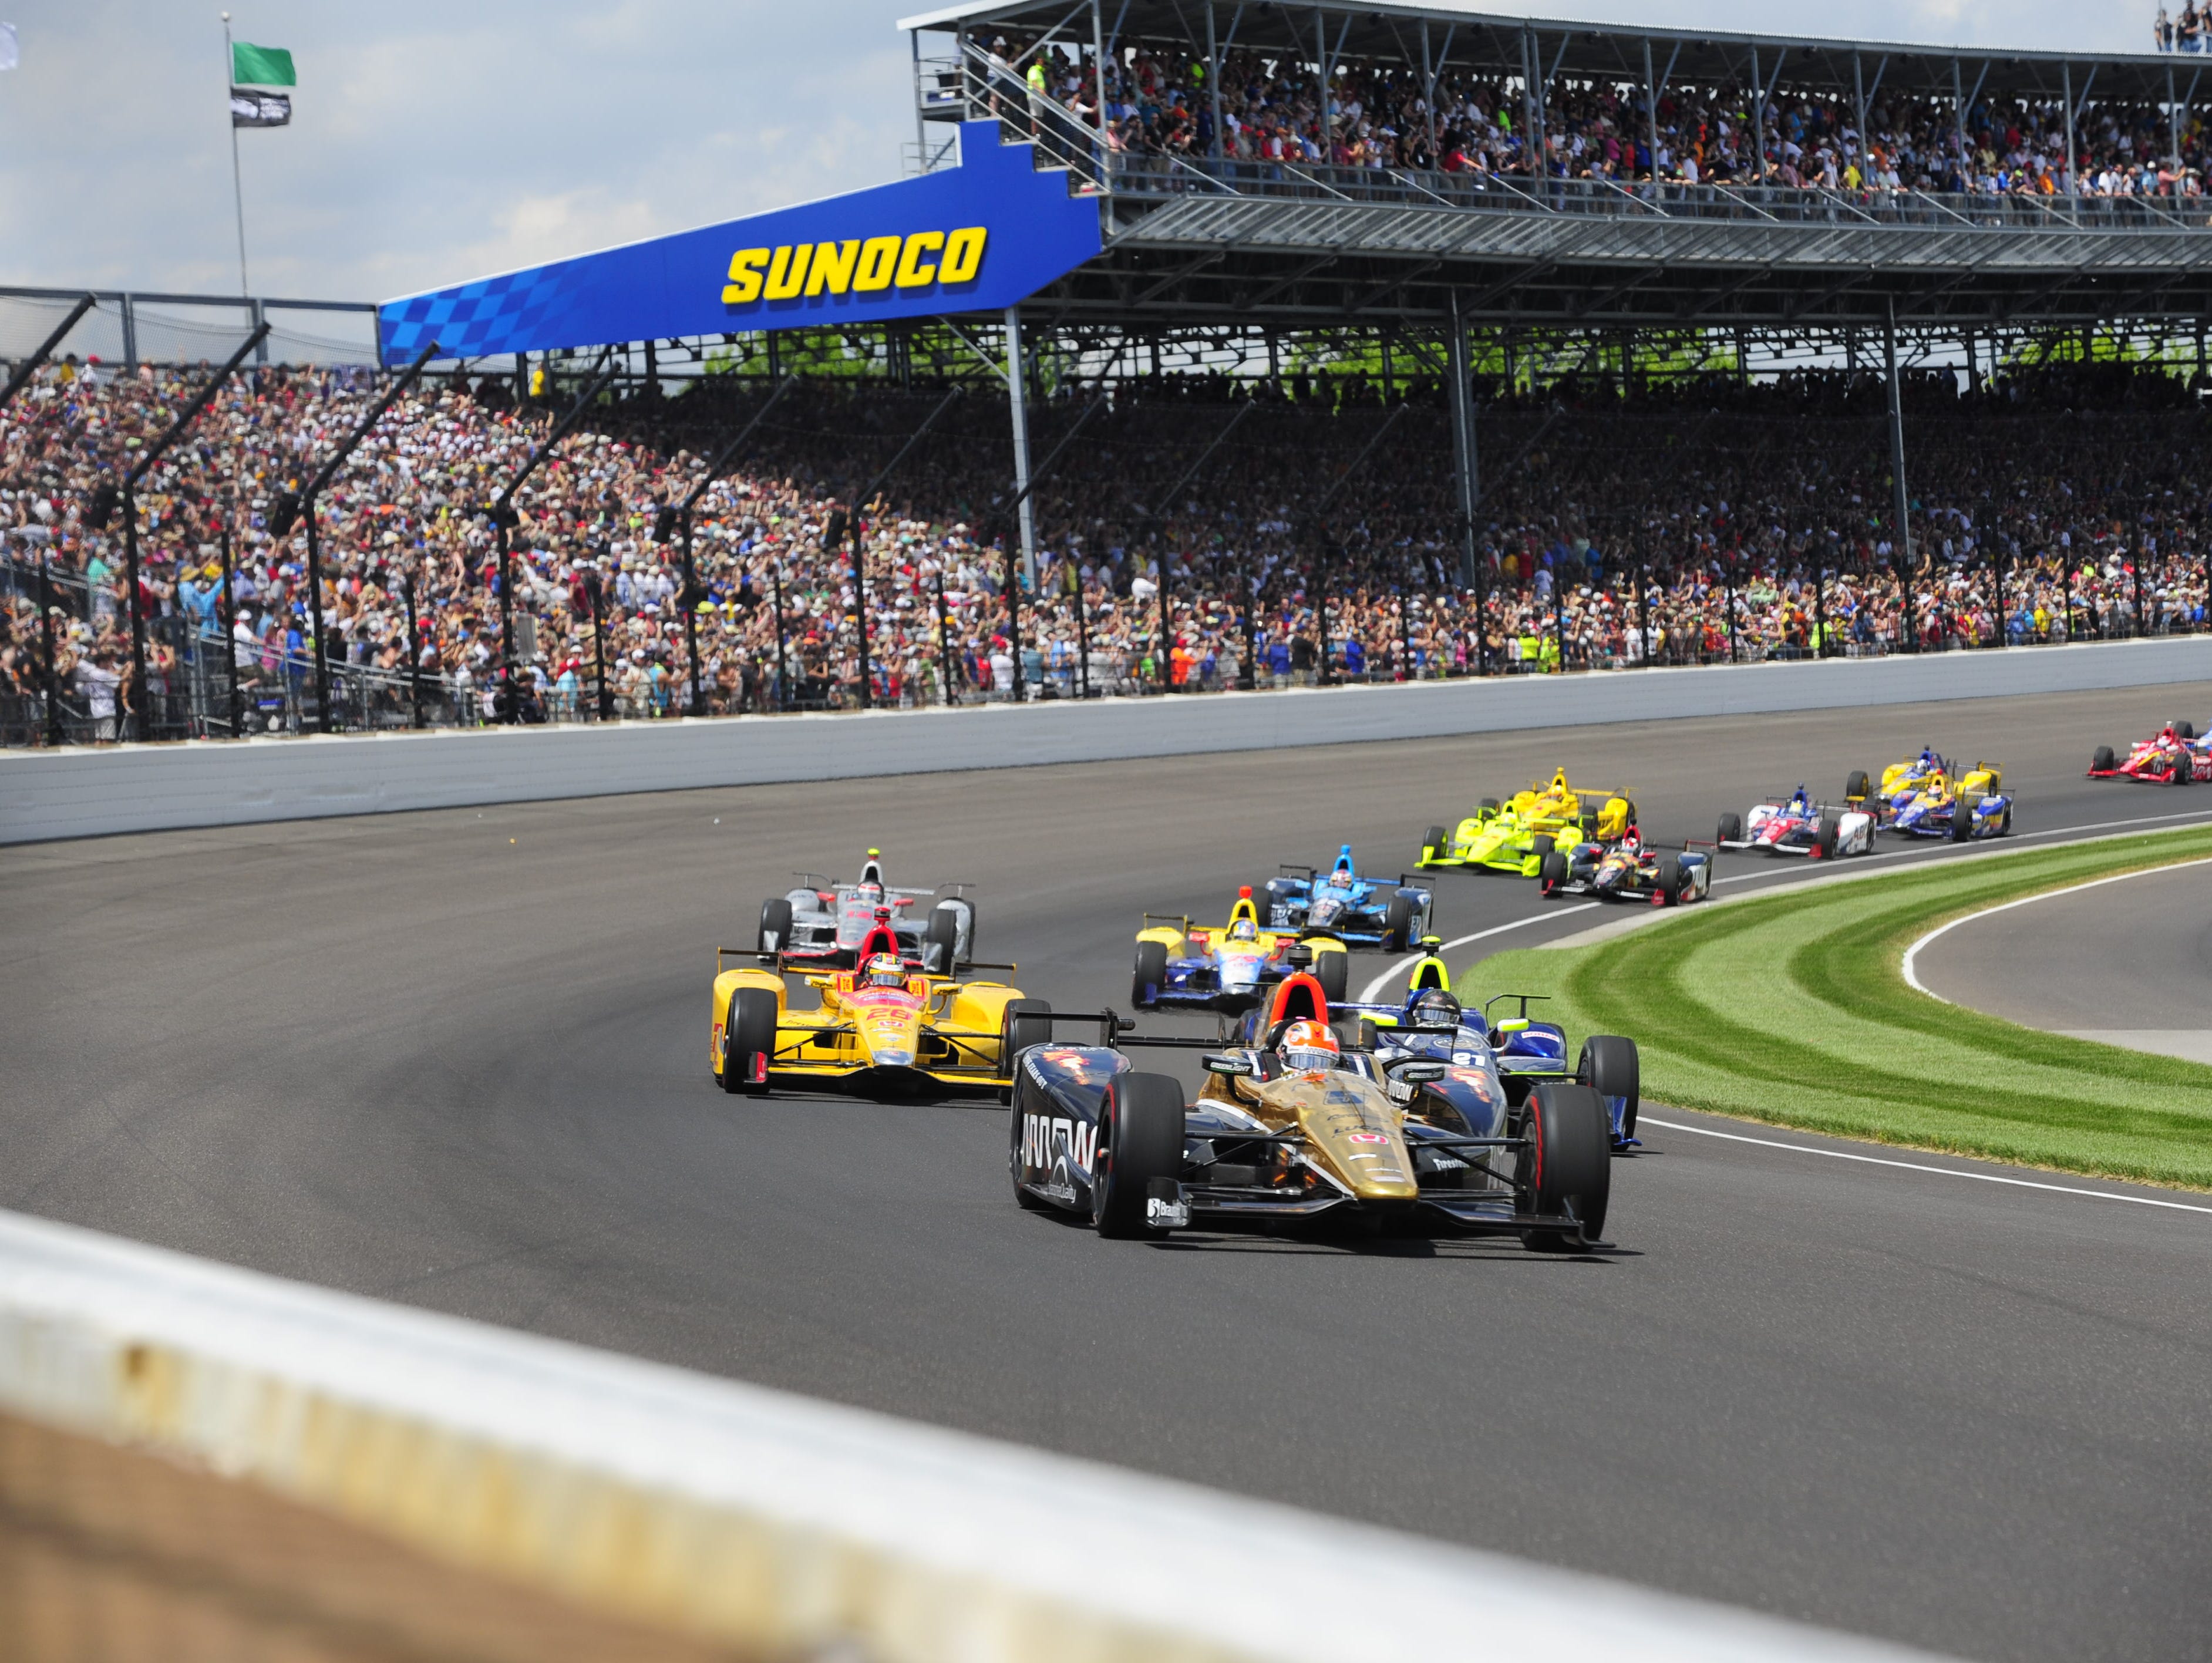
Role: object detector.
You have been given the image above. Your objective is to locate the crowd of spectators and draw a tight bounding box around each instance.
[3,346,2208,742]
[1003,32,2208,201]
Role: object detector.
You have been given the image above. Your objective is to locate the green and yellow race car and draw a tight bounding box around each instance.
[1419,770,1637,877]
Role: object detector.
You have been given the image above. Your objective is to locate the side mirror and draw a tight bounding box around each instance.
[1394,1062,1446,1083]
[1496,1017,1531,1035]
[1201,1053,1253,1077]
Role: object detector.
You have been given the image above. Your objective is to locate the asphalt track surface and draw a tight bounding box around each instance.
[1917,861,2212,1062]
[9,682,2212,1662]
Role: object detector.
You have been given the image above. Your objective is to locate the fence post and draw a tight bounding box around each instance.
[39,555,63,747]
[123,480,148,741]
[220,523,241,735]
[934,570,955,708]
[405,572,424,728]
[772,568,789,713]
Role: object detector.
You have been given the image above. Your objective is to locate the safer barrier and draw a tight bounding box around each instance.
[5,632,2211,844]
[0,1206,1935,1661]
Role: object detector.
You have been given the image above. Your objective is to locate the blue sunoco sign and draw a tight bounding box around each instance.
[378,122,1102,365]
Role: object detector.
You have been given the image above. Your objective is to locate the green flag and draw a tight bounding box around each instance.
[231,41,295,87]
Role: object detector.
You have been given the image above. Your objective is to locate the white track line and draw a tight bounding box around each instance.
[1641,1115,2212,1216]
[1363,806,2212,1004]
[1899,855,2212,1001]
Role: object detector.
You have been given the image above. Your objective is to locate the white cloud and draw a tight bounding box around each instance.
[1,0,2169,304]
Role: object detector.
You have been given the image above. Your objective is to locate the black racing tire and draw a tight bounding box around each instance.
[1655,851,1683,905]
[1479,797,1500,813]
[922,907,961,975]
[2176,753,2193,786]
[1844,769,1870,801]
[1538,849,1569,897]
[1528,834,1554,866]
[1718,810,1743,843]
[720,987,778,1095]
[1577,1036,1641,1145]
[1383,892,1417,952]
[1001,998,1053,1076]
[2172,719,2196,741]
[757,897,794,955]
[1421,824,1448,862]
[1132,940,1169,1010]
[2001,804,2013,836]
[1515,1081,1611,1250]
[1093,1072,1185,1238]
[2092,745,2116,773]
[1312,948,1348,1007]
[1951,796,1976,842]
[1621,800,1639,834]
[1816,813,1840,859]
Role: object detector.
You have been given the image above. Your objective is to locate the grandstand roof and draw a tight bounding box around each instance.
[903,2,2212,333]
[902,1,2187,105]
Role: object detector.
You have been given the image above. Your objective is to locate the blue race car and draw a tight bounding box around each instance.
[1884,761,2013,842]
[1264,845,1435,951]
[1317,985,1644,1152]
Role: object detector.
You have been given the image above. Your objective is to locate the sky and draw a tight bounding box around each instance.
[0,0,2164,306]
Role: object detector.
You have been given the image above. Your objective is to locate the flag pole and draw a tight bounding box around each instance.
[222,11,249,294]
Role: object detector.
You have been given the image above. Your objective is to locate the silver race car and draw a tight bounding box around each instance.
[756,848,978,973]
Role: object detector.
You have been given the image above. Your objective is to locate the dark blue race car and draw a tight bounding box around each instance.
[1265,844,1435,951]
[1321,987,1644,1151]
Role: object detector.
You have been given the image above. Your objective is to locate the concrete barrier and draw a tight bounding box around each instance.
[0,1206,1938,1661]
[8,635,2211,844]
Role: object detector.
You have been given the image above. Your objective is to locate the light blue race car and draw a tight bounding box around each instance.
[1264,844,1435,951]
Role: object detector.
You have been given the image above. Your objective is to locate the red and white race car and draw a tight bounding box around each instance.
[2088,723,2211,785]
[1717,787,1877,859]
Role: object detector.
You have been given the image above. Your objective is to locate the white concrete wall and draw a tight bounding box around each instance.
[8,635,2211,844]
[0,1205,1935,1661]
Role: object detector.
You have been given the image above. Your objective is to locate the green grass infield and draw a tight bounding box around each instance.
[1464,824,2212,1189]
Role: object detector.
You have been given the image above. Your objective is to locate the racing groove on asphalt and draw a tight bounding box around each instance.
[7,682,2212,1663]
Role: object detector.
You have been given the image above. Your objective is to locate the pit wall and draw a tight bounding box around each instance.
[7,636,2209,844]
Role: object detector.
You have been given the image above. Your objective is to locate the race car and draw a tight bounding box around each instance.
[1133,886,1350,1012]
[1332,984,1644,1151]
[1716,786,1874,859]
[1419,770,1637,877]
[1008,972,1614,1248]
[2088,722,2210,785]
[1262,845,1435,951]
[756,849,977,973]
[1538,829,1715,905]
[1844,747,1950,824]
[1886,763,2014,841]
[710,909,1043,1100]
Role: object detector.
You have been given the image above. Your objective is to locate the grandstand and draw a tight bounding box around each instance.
[5,6,2212,745]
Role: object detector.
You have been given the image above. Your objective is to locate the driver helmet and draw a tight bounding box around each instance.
[1280,1019,1341,1075]
[1328,866,1355,890]
[1619,826,1642,853]
[1230,917,1258,942]
[1408,988,1461,1028]
[857,881,884,907]
[1790,783,1812,812]
[864,952,907,988]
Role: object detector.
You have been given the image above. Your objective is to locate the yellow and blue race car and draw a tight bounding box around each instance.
[711,912,1046,1100]
[1419,770,1637,876]
[1133,884,1351,1012]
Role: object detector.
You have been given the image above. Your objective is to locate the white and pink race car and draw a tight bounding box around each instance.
[1716,787,1877,860]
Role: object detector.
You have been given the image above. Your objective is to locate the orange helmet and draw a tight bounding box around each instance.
[864,952,907,988]
[1280,1019,1340,1075]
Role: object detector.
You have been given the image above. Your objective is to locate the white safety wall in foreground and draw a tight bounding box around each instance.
[0,1206,1939,1662]
[8,635,2210,844]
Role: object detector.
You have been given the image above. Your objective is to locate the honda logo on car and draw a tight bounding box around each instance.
[1022,1111,1099,1174]
[723,228,987,308]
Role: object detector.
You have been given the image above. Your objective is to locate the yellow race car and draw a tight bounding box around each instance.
[1419,769,1637,876]
[711,914,1046,1100]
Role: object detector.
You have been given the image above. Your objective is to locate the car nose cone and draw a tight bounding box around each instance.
[873,1048,915,1066]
